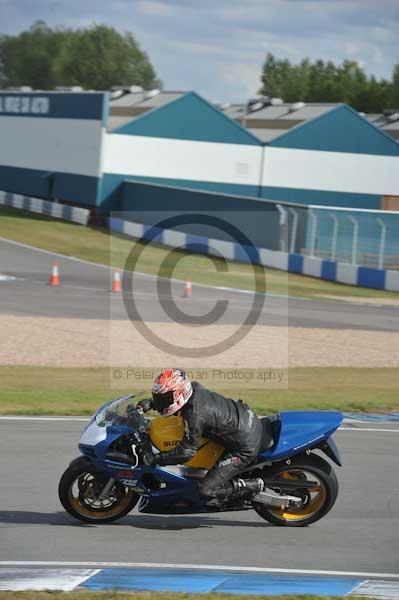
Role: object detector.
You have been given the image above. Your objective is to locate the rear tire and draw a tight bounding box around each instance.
[59,458,139,523]
[253,454,338,527]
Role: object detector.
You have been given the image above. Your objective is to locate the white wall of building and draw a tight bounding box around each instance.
[104,133,263,187]
[0,116,104,177]
[262,147,399,195]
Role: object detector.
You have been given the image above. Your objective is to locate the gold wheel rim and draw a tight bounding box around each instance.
[68,472,134,520]
[270,469,326,522]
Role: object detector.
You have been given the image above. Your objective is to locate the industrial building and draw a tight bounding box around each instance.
[1,88,399,285]
[0,88,398,214]
[0,91,106,207]
[366,111,399,141]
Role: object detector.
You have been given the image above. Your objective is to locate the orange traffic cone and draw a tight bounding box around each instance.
[49,261,60,286]
[183,278,192,298]
[111,270,122,293]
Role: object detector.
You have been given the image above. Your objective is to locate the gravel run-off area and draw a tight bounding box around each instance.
[1,314,397,369]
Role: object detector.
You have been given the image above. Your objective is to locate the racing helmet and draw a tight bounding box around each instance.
[152,368,193,416]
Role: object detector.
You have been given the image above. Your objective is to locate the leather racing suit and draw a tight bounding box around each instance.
[146,382,269,504]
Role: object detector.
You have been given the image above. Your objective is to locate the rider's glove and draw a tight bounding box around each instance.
[141,449,158,467]
[136,398,152,413]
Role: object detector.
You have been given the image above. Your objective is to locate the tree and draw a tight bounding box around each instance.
[0,21,160,90]
[260,53,290,99]
[52,25,160,90]
[0,21,66,89]
[259,53,399,112]
[0,35,6,87]
[389,64,399,108]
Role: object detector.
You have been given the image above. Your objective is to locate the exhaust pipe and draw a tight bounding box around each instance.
[252,489,303,508]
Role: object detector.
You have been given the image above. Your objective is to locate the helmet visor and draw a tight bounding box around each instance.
[152,390,175,414]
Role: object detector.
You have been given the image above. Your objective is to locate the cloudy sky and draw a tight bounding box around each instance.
[0,0,398,102]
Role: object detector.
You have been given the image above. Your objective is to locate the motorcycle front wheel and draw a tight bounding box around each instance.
[59,458,139,523]
[253,454,339,527]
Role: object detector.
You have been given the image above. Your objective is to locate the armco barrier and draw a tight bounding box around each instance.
[109,217,399,292]
[0,191,89,226]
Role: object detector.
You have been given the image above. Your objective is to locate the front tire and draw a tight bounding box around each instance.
[254,454,339,527]
[59,458,139,523]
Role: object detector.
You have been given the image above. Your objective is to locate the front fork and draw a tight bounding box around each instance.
[97,478,116,500]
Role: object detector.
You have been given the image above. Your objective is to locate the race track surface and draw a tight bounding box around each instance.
[0,238,398,330]
[0,419,398,573]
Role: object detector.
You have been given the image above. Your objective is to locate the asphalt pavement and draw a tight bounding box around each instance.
[0,419,398,573]
[0,237,398,330]
[1,238,398,579]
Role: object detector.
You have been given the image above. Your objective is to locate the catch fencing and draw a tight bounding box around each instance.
[278,203,399,270]
[109,215,399,291]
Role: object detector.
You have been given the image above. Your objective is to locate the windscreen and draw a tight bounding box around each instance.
[95,392,149,427]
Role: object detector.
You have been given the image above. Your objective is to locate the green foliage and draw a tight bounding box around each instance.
[260,53,399,112]
[0,366,398,415]
[0,21,67,89]
[0,20,160,90]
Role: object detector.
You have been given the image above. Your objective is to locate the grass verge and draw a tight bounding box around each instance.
[0,205,397,301]
[0,366,397,415]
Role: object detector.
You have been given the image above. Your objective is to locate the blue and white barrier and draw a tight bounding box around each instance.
[109,217,399,292]
[344,412,399,422]
[1,565,399,596]
[0,191,90,226]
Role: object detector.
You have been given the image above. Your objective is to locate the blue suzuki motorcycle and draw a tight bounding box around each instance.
[59,393,343,527]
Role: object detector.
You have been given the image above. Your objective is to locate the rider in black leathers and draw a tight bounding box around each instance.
[139,377,272,506]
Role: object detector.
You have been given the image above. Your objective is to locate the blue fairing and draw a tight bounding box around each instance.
[76,405,343,515]
[260,411,343,461]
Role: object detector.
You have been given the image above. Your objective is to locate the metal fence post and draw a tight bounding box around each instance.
[309,209,318,257]
[308,204,398,269]
[288,207,299,254]
[329,213,339,260]
[348,216,359,265]
[376,217,387,269]
[276,204,287,252]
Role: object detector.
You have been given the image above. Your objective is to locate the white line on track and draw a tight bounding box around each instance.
[0,235,278,298]
[0,236,109,270]
[1,561,399,580]
[0,416,398,432]
[0,235,373,304]
[341,427,399,432]
[0,274,16,281]
[0,416,89,422]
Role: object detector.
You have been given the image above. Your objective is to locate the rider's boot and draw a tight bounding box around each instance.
[203,477,264,508]
[207,477,264,507]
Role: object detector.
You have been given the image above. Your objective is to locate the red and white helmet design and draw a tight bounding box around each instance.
[152,368,193,416]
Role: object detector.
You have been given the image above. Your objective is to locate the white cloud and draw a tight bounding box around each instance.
[218,61,262,99]
[367,26,397,44]
[0,0,398,101]
[371,47,386,68]
[171,39,226,57]
[136,0,179,17]
[221,0,350,26]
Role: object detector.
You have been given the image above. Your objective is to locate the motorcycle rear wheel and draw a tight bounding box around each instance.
[253,454,338,527]
[59,459,139,523]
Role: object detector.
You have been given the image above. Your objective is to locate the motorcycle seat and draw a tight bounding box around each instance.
[260,415,280,451]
